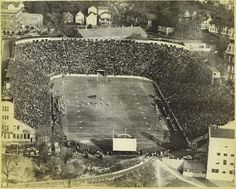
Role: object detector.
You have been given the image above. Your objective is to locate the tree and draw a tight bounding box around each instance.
[2,154,18,187]
[61,147,73,165]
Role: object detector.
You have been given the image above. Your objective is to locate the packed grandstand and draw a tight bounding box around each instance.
[8,38,234,142]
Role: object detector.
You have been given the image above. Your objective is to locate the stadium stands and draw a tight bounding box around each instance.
[8,38,234,141]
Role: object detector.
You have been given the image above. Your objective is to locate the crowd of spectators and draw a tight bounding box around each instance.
[9,38,234,140]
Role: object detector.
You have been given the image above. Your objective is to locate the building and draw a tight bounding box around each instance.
[200,16,212,30]
[206,122,235,182]
[225,42,234,81]
[98,6,109,16]
[75,11,85,25]
[219,0,230,5]
[79,26,147,39]
[227,27,234,40]
[1,1,23,34]
[208,24,218,34]
[197,0,208,4]
[221,26,228,35]
[63,12,73,24]
[146,13,157,28]
[88,6,97,14]
[182,10,191,20]
[86,12,97,26]
[183,160,206,178]
[183,40,212,52]
[2,99,35,144]
[20,13,43,27]
[99,12,112,25]
[158,26,174,35]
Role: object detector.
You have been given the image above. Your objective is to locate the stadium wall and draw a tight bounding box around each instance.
[15,36,190,50]
[50,74,153,82]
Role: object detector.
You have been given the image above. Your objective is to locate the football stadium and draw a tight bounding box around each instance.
[8,37,234,152]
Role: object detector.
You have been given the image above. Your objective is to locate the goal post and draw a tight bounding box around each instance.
[97,70,107,82]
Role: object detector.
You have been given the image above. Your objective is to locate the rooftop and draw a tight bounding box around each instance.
[183,160,206,171]
[210,127,235,139]
[79,26,147,39]
[1,1,21,9]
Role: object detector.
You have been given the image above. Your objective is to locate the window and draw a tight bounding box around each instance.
[223,160,227,165]
[229,170,234,174]
[222,171,226,174]
[212,169,219,173]
[3,125,9,131]
[225,146,228,148]
[17,126,20,130]
[230,163,234,166]
[24,134,26,139]
[17,134,19,139]
[13,134,16,138]
[224,153,227,156]
[216,162,220,165]
[217,153,220,156]
[231,154,235,157]
[20,134,23,139]
[8,134,10,139]
[2,115,9,120]
[2,106,9,111]
[27,134,30,139]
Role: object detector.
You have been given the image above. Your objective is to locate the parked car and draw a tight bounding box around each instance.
[24,147,39,157]
[5,143,22,154]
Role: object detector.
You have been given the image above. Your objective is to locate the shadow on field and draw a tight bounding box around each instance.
[90,138,113,152]
[141,131,187,151]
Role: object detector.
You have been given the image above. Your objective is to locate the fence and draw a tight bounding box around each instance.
[152,81,190,147]
[8,157,156,188]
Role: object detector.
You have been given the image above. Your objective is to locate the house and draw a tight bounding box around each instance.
[208,24,218,34]
[226,43,234,55]
[75,11,85,25]
[225,43,234,81]
[2,99,35,144]
[98,6,109,16]
[158,26,174,35]
[206,122,235,182]
[200,16,212,30]
[207,65,222,85]
[1,1,24,34]
[221,26,228,35]
[183,160,206,178]
[99,12,112,25]
[88,6,97,14]
[20,13,43,27]
[183,10,191,19]
[86,12,97,26]
[219,0,230,4]
[227,27,234,39]
[183,40,212,52]
[197,0,208,3]
[146,13,157,27]
[63,12,73,24]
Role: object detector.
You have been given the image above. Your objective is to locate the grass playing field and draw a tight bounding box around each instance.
[52,75,169,152]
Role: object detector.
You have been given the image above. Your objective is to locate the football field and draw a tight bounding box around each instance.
[52,75,169,152]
